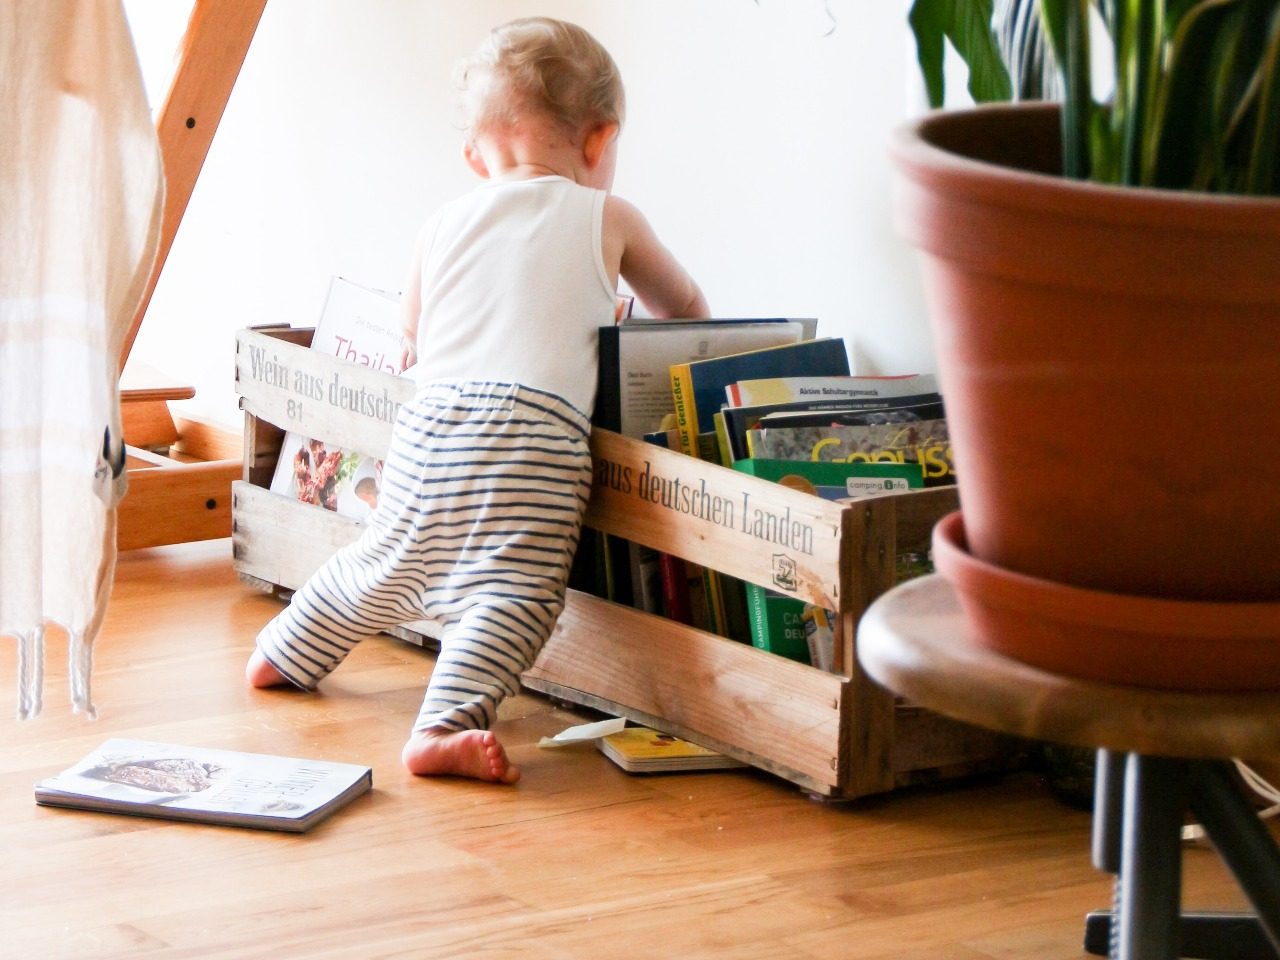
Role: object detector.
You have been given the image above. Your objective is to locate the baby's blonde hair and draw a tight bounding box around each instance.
[456,18,625,141]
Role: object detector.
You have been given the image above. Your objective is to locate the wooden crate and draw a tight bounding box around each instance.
[233,326,1017,799]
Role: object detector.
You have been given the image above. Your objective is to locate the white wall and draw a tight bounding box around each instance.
[125,0,934,429]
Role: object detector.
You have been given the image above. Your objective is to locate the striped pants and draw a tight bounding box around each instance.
[255,381,593,733]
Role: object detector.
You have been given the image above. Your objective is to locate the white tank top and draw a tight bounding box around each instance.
[409,176,616,416]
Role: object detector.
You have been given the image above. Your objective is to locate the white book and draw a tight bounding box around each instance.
[35,739,372,833]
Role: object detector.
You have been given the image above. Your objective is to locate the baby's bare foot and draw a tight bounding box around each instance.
[245,648,292,688]
[402,729,520,784]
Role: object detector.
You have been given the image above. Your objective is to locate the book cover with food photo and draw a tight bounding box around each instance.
[35,739,372,833]
[269,276,402,520]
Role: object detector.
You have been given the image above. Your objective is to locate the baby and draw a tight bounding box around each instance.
[246,17,708,784]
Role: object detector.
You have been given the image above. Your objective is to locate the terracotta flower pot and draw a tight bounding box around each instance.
[892,102,1280,603]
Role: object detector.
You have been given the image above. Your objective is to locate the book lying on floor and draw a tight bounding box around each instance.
[598,727,747,773]
[34,739,373,833]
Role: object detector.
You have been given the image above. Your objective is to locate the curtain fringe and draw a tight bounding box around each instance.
[68,629,97,720]
[16,626,46,720]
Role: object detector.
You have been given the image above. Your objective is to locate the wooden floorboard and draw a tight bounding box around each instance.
[1,540,1252,959]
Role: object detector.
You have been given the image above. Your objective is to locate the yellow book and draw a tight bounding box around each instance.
[598,727,746,774]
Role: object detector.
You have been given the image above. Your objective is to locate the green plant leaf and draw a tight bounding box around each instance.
[1151,0,1235,188]
[1089,100,1122,181]
[1216,2,1277,191]
[1164,0,1204,34]
[909,0,950,107]
[1245,7,1280,193]
[1111,0,1164,184]
[906,0,1280,195]
[909,0,1013,107]
[1040,0,1093,178]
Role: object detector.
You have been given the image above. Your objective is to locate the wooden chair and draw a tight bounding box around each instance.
[857,574,1280,960]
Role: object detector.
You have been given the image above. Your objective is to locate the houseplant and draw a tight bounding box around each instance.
[894,0,1280,689]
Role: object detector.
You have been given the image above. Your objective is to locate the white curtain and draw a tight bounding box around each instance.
[0,0,163,717]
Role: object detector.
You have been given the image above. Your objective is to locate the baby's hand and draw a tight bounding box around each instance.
[399,334,417,374]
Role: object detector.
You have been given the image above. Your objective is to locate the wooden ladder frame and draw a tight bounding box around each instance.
[117,0,267,550]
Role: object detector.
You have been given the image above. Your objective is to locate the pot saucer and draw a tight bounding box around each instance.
[931,511,1280,692]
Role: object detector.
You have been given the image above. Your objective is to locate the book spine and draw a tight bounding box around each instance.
[628,542,663,614]
[745,582,769,652]
[669,362,699,458]
[743,583,810,664]
[593,325,622,431]
[703,567,727,637]
[802,605,835,672]
[712,411,734,466]
[658,554,693,624]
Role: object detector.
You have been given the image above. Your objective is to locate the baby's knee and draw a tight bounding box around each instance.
[245,648,290,688]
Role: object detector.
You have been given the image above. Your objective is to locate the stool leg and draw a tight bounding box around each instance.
[1085,755,1280,960]
[1094,748,1126,873]
[1186,761,1280,956]
[1083,749,1128,958]
[1116,754,1188,960]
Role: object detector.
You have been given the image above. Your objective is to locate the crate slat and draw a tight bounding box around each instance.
[235,328,412,459]
[585,429,843,609]
[528,589,844,789]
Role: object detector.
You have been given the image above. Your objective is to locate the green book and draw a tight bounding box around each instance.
[743,583,810,663]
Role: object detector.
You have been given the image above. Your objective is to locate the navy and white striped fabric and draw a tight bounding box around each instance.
[255,381,593,733]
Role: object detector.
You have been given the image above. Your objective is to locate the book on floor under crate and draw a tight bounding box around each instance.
[34,739,373,833]
[598,727,747,773]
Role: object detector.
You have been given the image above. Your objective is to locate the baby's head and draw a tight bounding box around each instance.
[456,18,625,146]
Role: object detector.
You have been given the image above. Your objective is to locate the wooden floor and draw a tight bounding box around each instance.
[1,540,1253,959]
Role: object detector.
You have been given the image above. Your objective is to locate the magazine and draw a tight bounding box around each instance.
[719,392,944,463]
[747,418,954,485]
[34,739,373,833]
[269,276,403,520]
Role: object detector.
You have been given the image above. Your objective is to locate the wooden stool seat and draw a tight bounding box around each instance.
[857,574,1280,763]
[858,574,1280,960]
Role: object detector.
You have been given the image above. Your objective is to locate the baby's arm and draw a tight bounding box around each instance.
[604,196,709,320]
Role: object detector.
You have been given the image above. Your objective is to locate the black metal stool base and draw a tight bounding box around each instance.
[1084,751,1280,960]
[1084,911,1279,960]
